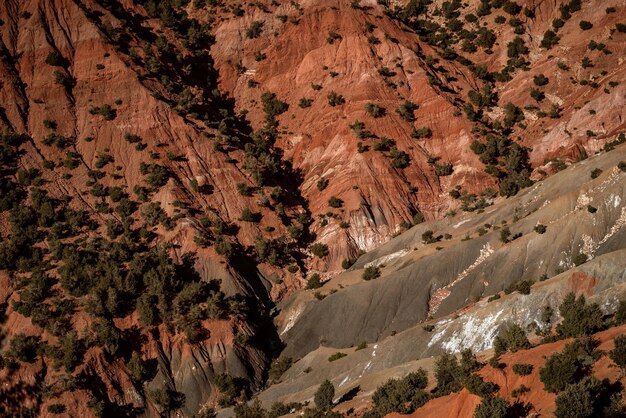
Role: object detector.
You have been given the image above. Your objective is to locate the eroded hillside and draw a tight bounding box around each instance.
[0,0,624,417]
[256,141,626,415]
[204,0,626,268]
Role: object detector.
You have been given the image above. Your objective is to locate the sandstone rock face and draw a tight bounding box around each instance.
[208,0,626,268]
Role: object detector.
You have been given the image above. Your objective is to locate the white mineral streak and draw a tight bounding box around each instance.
[280,305,304,335]
[427,310,505,352]
[364,249,409,268]
[428,244,494,316]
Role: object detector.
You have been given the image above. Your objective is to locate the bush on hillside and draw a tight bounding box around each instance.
[557,293,604,338]
[306,273,323,289]
[540,337,600,393]
[371,369,429,414]
[362,266,380,281]
[554,376,603,418]
[434,352,462,395]
[493,324,530,355]
[609,335,626,373]
[474,396,509,418]
[314,380,335,410]
[311,243,329,258]
[512,363,533,376]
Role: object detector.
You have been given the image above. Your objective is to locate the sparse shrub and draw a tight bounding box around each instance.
[615,301,626,325]
[367,35,380,44]
[557,293,603,338]
[533,74,549,86]
[581,57,593,68]
[315,380,335,409]
[306,273,323,289]
[89,104,116,120]
[9,333,41,363]
[541,30,560,49]
[328,352,347,362]
[512,363,533,376]
[534,224,547,234]
[140,163,170,189]
[42,133,71,148]
[434,162,453,176]
[149,387,185,413]
[317,178,329,191]
[464,374,498,397]
[554,376,602,418]
[350,120,371,139]
[362,266,380,281]
[127,352,152,382]
[53,70,73,87]
[590,168,602,179]
[503,102,524,128]
[328,196,343,208]
[389,147,409,168]
[573,253,588,266]
[261,92,288,121]
[239,208,257,222]
[499,227,511,243]
[124,133,142,144]
[365,102,385,118]
[326,31,342,44]
[493,323,530,355]
[474,396,509,418]
[412,127,432,139]
[327,91,345,106]
[396,100,417,122]
[549,104,562,119]
[434,352,462,395]
[609,335,626,373]
[511,384,530,397]
[299,98,313,108]
[43,119,57,129]
[421,230,440,244]
[371,369,429,414]
[311,243,329,258]
[579,21,593,30]
[45,51,64,66]
[95,153,114,169]
[246,21,264,38]
[505,279,533,295]
[269,357,293,383]
[378,66,395,77]
[47,404,66,414]
[530,88,545,101]
[503,0,521,15]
